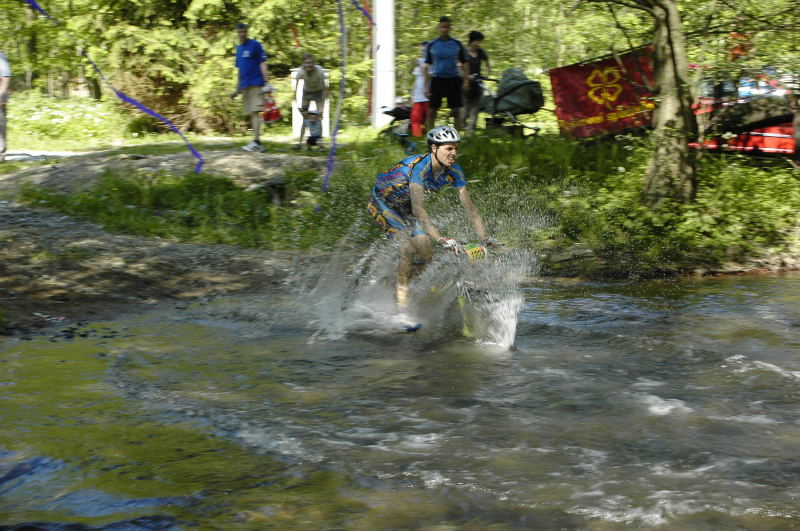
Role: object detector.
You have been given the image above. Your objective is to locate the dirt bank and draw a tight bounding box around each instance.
[0,199,305,335]
[0,149,326,335]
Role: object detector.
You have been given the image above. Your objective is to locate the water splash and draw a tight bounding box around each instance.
[411,248,532,348]
[301,237,534,348]
[302,239,400,340]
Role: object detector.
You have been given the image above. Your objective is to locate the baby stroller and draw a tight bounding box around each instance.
[378,104,417,155]
[479,68,544,139]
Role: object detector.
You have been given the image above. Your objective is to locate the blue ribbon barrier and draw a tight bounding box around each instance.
[21,0,204,173]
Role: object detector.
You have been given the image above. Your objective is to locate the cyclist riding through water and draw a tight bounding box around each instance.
[368,125,498,311]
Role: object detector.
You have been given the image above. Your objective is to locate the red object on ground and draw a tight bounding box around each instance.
[549,47,655,138]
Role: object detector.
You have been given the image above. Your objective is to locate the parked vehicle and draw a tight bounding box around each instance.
[692,73,796,155]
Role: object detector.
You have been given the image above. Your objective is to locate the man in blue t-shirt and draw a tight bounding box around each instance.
[230,23,270,152]
[368,125,496,310]
[424,16,469,132]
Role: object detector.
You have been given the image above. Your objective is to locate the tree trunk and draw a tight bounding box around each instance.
[643,0,698,205]
[88,77,102,100]
[59,70,71,99]
[793,103,800,162]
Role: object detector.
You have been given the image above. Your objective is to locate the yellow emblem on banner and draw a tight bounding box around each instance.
[586,67,623,108]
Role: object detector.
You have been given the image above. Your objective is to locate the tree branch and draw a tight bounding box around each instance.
[580,0,657,17]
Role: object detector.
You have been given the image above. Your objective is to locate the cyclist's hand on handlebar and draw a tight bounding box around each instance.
[438,237,461,253]
[482,237,503,248]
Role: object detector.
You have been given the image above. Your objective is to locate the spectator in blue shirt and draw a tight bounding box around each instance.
[230,23,270,152]
[424,16,469,132]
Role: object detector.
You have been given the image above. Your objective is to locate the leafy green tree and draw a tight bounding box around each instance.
[1,0,798,146]
[576,0,697,205]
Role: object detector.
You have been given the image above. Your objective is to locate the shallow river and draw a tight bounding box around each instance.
[2,267,799,529]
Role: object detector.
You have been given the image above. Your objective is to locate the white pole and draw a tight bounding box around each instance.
[372,0,395,128]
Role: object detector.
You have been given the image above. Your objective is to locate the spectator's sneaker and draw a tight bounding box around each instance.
[241,141,265,152]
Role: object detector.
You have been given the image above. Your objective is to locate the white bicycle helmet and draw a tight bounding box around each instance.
[427,125,461,145]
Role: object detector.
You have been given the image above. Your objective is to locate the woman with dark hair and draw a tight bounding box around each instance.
[464,30,491,134]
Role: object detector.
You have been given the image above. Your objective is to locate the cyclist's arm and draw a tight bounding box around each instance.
[409,182,443,241]
[456,186,489,241]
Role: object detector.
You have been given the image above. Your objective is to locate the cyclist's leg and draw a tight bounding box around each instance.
[397,225,430,309]
[368,195,417,309]
[409,231,432,277]
[396,232,415,309]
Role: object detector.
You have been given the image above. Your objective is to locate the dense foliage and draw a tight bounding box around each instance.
[17,132,800,277]
[2,0,796,134]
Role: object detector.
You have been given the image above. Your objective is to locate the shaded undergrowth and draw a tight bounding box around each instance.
[16,131,800,277]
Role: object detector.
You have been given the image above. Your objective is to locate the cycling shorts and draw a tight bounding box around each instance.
[367,192,425,238]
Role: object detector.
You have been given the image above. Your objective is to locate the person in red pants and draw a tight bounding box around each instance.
[409,41,429,138]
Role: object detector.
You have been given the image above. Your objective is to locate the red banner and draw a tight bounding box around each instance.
[549,48,655,138]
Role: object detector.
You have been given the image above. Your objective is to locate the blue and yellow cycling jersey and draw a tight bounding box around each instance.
[372,153,466,214]
[368,153,467,238]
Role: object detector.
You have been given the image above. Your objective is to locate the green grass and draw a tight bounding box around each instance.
[21,171,277,248]
[0,157,54,176]
[11,120,800,277]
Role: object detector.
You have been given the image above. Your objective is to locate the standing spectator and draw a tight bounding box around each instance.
[409,41,429,138]
[0,51,10,162]
[293,53,328,149]
[464,31,491,135]
[230,22,270,153]
[424,16,468,132]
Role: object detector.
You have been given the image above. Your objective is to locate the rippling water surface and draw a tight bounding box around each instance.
[2,272,799,529]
